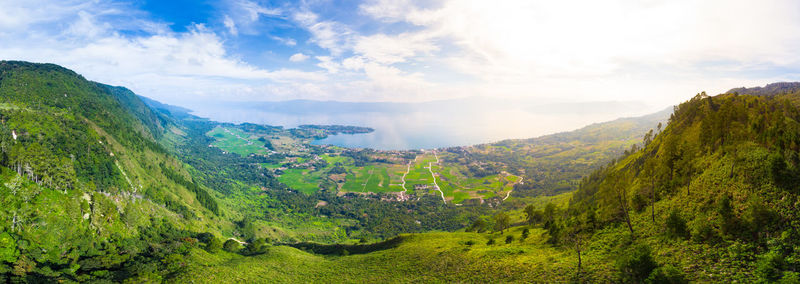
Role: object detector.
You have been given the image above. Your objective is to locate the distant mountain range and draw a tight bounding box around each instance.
[185,97,652,116]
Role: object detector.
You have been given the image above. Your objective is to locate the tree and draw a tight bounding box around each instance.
[493,212,510,233]
[468,218,488,233]
[524,204,543,226]
[610,173,635,237]
[642,158,658,224]
[563,217,589,276]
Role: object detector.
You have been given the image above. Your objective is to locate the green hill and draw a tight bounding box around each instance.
[0,61,232,282]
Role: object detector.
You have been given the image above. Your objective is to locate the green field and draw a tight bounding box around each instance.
[207,126,270,156]
[205,127,519,201]
[431,156,521,204]
[341,165,403,193]
[277,169,323,194]
[174,228,585,283]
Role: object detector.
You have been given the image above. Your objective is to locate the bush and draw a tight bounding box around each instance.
[521,228,530,240]
[616,244,657,283]
[780,272,800,283]
[755,250,785,281]
[690,218,717,243]
[468,219,488,233]
[717,195,740,236]
[665,210,688,239]
[505,235,514,244]
[645,265,687,284]
[486,238,496,245]
[222,239,240,253]
[242,238,269,255]
[205,237,222,253]
[745,201,777,237]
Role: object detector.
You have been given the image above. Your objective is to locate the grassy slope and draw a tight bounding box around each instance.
[175,229,592,283]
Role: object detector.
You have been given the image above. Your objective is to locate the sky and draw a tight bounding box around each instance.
[2,0,800,110]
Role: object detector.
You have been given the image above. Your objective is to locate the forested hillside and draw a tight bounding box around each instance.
[0,61,230,282]
[549,88,800,282]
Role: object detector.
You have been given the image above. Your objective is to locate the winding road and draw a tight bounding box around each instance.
[399,156,416,200]
[502,176,523,201]
[428,151,446,204]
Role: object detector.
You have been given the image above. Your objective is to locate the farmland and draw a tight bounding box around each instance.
[206,125,521,204]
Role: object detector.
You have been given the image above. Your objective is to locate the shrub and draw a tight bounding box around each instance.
[780,272,800,284]
[465,240,475,246]
[745,201,777,237]
[690,218,717,243]
[486,238,496,245]
[505,236,514,244]
[665,210,689,239]
[468,219,488,233]
[755,250,785,281]
[616,244,657,283]
[242,238,269,255]
[222,239,240,253]
[521,228,530,240]
[717,195,740,236]
[645,265,687,284]
[205,237,222,253]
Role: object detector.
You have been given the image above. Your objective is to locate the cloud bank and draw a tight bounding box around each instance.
[1,0,799,110]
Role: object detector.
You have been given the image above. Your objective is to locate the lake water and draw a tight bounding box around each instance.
[186,99,655,150]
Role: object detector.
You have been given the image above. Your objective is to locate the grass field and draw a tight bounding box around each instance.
[207,126,270,156]
[174,227,591,283]
[432,157,522,204]
[341,165,404,193]
[277,169,323,194]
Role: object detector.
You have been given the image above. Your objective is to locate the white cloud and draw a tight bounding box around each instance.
[289,53,309,62]
[353,32,438,64]
[4,0,800,108]
[293,11,354,55]
[271,36,297,46]
[315,56,340,73]
[351,0,800,107]
[223,15,237,35]
[0,1,324,103]
[359,0,414,23]
[223,0,282,36]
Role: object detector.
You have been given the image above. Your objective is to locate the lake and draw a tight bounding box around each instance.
[185,98,656,150]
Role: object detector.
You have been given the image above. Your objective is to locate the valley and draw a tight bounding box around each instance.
[1,61,799,283]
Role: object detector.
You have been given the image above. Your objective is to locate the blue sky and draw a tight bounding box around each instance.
[1,0,800,110]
